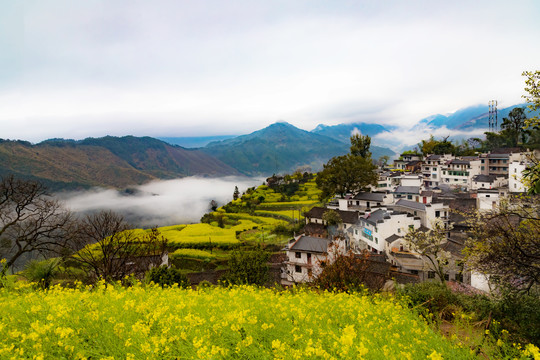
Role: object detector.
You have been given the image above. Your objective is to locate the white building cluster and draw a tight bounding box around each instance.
[282,148,534,291]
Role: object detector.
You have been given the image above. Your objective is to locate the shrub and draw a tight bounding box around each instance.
[146,266,190,288]
[221,247,270,286]
[22,258,61,290]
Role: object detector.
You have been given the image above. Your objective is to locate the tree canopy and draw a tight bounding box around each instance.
[316,135,378,199]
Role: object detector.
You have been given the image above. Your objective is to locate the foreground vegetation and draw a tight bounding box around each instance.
[0,283,500,360]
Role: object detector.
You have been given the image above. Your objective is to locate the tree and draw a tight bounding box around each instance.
[350,133,372,158]
[500,107,528,146]
[69,211,168,282]
[0,175,73,277]
[221,246,270,286]
[209,199,218,212]
[233,186,240,201]
[522,71,540,194]
[404,220,453,284]
[313,250,388,292]
[316,136,378,199]
[419,135,438,155]
[377,155,390,167]
[464,195,540,293]
[523,70,540,129]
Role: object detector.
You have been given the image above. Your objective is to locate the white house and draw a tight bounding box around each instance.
[393,199,450,230]
[283,235,346,284]
[422,154,454,188]
[470,174,507,190]
[440,158,482,190]
[349,209,421,254]
[509,161,530,193]
[338,192,393,211]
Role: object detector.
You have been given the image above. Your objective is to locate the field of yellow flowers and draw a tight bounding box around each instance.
[0,283,495,360]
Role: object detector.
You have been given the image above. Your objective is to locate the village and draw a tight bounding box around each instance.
[282,147,534,292]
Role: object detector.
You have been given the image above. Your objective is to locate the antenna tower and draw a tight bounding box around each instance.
[488,100,498,132]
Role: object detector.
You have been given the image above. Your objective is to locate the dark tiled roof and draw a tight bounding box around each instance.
[395,199,427,211]
[352,192,386,202]
[393,252,420,259]
[386,234,402,244]
[490,147,521,154]
[362,209,391,225]
[472,174,497,183]
[449,159,470,165]
[290,236,331,253]
[420,191,434,196]
[488,153,510,159]
[394,186,420,194]
[302,223,326,236]
[426,155,443,160]
[304,207,359,224]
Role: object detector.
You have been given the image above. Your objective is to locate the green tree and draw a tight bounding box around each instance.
[316,136,378,200]
[146,265,190,288]
[350,133,372,158]
[233,186,240,200]
[419,135,438,155]
[500,107,528,146]
[523,70,540,128]
[222,246,270,286]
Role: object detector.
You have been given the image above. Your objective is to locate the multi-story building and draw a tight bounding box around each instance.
[440,158,482,190]
[422,154,454,188]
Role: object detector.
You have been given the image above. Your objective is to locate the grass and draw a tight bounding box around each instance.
[0,284,496,360]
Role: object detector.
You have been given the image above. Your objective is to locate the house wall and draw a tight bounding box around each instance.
[509,161,529,193]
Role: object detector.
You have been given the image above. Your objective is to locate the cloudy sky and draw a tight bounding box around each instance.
[1,0,539,143]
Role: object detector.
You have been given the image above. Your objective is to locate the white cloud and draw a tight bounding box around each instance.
[0,0,539,142]
[56,176,262,228]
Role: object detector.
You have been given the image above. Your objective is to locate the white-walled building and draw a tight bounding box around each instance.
[440,158,482,190]
[393,199,450,230]
[283,235,346,284]
[470,174,507,190]
[422,154,454,188]
[338,192,393,211]
[349,209,421,254]
[509,161,530,193]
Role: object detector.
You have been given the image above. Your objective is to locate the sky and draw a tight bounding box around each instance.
[1,0,539,143]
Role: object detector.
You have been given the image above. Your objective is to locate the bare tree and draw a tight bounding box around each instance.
[70,210,168,282]
[405,220,453,284]
[0,175,73,276]
[465,195,540,293]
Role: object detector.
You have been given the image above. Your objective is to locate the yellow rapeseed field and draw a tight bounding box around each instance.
[0,283,495,360]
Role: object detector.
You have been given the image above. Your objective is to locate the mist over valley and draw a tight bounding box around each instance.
[56,176,262,228]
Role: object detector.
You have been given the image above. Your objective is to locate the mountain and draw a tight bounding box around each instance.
[158,135,237,148]
[0,137,240,190]
[311,122,392,143]
[201,122,395,175]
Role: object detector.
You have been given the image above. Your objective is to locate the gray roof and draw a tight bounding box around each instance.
[487,153,510,159]
[395,199,427,211]
[304,207,360,224]
[386,234,402,244]
[360,209,394,226]
[394,186,420,194]
[289,236,331,253]
[472,174,497,183]
[352,192,386,202]
[426,155,443,160]
[449,159,470,165]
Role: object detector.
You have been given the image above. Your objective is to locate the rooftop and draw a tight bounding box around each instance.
[289,236,331,254]
[352,192,386,202]
[394,186,420,194]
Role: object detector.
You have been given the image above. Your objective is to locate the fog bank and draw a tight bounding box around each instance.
[56,177,262,228]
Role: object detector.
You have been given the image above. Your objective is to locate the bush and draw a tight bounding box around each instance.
[22,258,61,290]
[146,266,190,288]
[221,247,270,286]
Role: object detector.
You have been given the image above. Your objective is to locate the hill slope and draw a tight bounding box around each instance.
[201,122,395,175]
[0,137,239,190]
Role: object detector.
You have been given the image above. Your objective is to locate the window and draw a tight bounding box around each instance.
[407,195,412,200]
[355,229,358,235]
[444,273,449,281]
[486,195,490,198]
[375,238,378,244]
[410,270,419,275]
[428,271,435,279]
[397,228,401,233]
[481,166,485,170]
[295,252,301,259]
[295,265,302,273]
[435,211,440,217]
[307,268,313,277]
[456,273,464,282]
